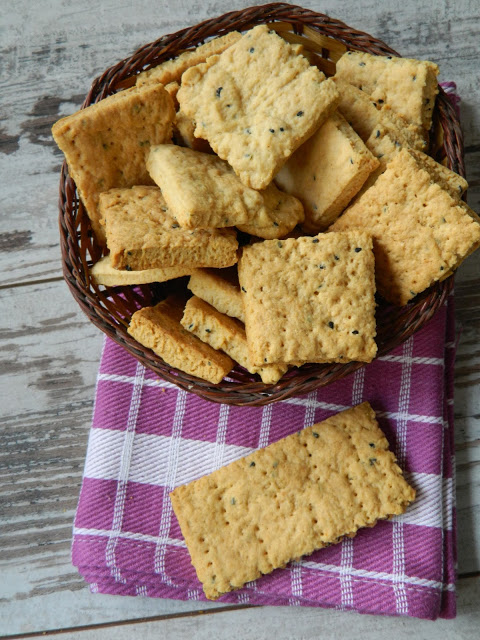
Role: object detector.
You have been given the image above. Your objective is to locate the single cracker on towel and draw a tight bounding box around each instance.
[333,79,427,151]
[101,185,238,270]
[135,31,242,87]
[147,145,304,237]
[128,296,233,384]
[90,255,192,286]
[181,296,287,384]
[335,51,439,132]
[275,112,380,233]
[237,231,377,366]
[170,401,416,600]
[51,83,175,245]
[330,148,480,305]
[188,268,245,323]
[177,25,339,189]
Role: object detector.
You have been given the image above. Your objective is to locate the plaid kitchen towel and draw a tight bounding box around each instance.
[72,85,460,621]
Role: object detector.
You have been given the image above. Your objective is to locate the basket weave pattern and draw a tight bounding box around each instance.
[59,2,462,406]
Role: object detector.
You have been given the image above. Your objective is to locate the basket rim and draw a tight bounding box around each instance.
[58,2,462,406]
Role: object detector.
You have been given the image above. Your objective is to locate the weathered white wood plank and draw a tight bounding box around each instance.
[28,579,480,640]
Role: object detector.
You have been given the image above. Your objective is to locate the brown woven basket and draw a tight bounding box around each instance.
[59,2,463,406]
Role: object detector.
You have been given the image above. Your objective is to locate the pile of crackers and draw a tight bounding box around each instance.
[53,25,480,386]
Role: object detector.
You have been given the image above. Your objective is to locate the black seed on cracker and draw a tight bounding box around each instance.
[125,265,132,271]
[369,458,377,466]
[249,461,255,467]
[352,330,359,334]
[354,247,362,252]
[250,47,255,53]
[296,110,304,117]
[312,432,319,438]
[241,286,247,293]
[328,321,334,329]
[369,442,376,448]
[216,87,223,97]
[312,238,319,243]
[375,130,381,138]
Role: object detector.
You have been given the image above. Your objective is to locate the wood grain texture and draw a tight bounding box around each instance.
[1,0,479,636]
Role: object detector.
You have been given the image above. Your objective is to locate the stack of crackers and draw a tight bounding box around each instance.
[53,25,480,387]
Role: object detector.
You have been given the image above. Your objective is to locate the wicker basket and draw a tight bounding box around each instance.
[58,2,463,406]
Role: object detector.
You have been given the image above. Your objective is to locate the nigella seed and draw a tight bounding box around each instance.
[216,87,223,97]
[412,75,416,81]
[352,330,359,335]
[245,128,251,134]
[280,127,284,131]
[359,62,366,67]
[264,357,267,363]
[440,266,444,271]
[375,130,380,138]
[231,497,236,505]
[394,140,401,147]
[270,128,275,133]
[249,461,255,467]
[296,110,304,117]
[125,265,132,271]
[354,247,362,253]
[127,251,132,255]
[172,223,179,228]
[369,458,377,466]
[241,286,247,293]
[328,321,334,329]
[387,56,392,59]
[273,221,279,226]
[277,241,283,248]
[350,158,354,164]
[334,255,339,261]
[425,98,430,104]
[250,47,255,53]
[188,323,193,329]
[319,264,325,269]
[378,99,384,104]
[312,432,319,438]
[369,442,376,448]
[226,104,231,108]
[205,328,211,333]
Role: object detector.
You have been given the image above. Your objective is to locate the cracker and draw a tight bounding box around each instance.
[363,130,468,199]
[330,148,480,305]
[275,112,380,233]
[177,25,340,189]
[333,79,427,151]
[187,268,245,323]
[101,186,238,270]
[335,51,439,132]
[136,32,242,87]
[128,296,233,384]
[147,145,304,236]
[181,296,287,384]
[170,401,415,600]
[90,255,192,286]
[174,109,212,153]
[237,231,377,366]
[52,83,175,244]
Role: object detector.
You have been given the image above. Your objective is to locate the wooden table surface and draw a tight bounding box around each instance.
[1,0,479,637]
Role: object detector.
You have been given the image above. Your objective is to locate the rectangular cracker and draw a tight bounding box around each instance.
[188,268,245,323]
[147,145,304,237]
[127,296,233,384]
[330,148,480,305]
[170,402,415,600]
[335,51,439,132]
[181,296,287,384]
[136,32,242,87]
[333,79,427,151]
[51,84,175,244]
[238,231,377,366]
[363,130,468,199]
[101,185,238,270]
[177,25,340,189]
[275,112,380,233]
[90,255,192,286]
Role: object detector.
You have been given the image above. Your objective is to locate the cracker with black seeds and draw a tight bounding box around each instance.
[335,51,439,132]
[170,402,415,600]
[181,296,287,384]
[128,296,233,384]
[333,79,427,151]
[188,268,245,323]
[177,25,339,189]
[275,112,380,233]
[52,83,175,244]
[101,186,238,270]
[90,255,192,286]
[330,148,480,305]
[147,145,303,237]
[238,231,377,366]
[136,31,242,87]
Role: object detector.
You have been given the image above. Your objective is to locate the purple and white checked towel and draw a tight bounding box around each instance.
[72,84,460,620]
